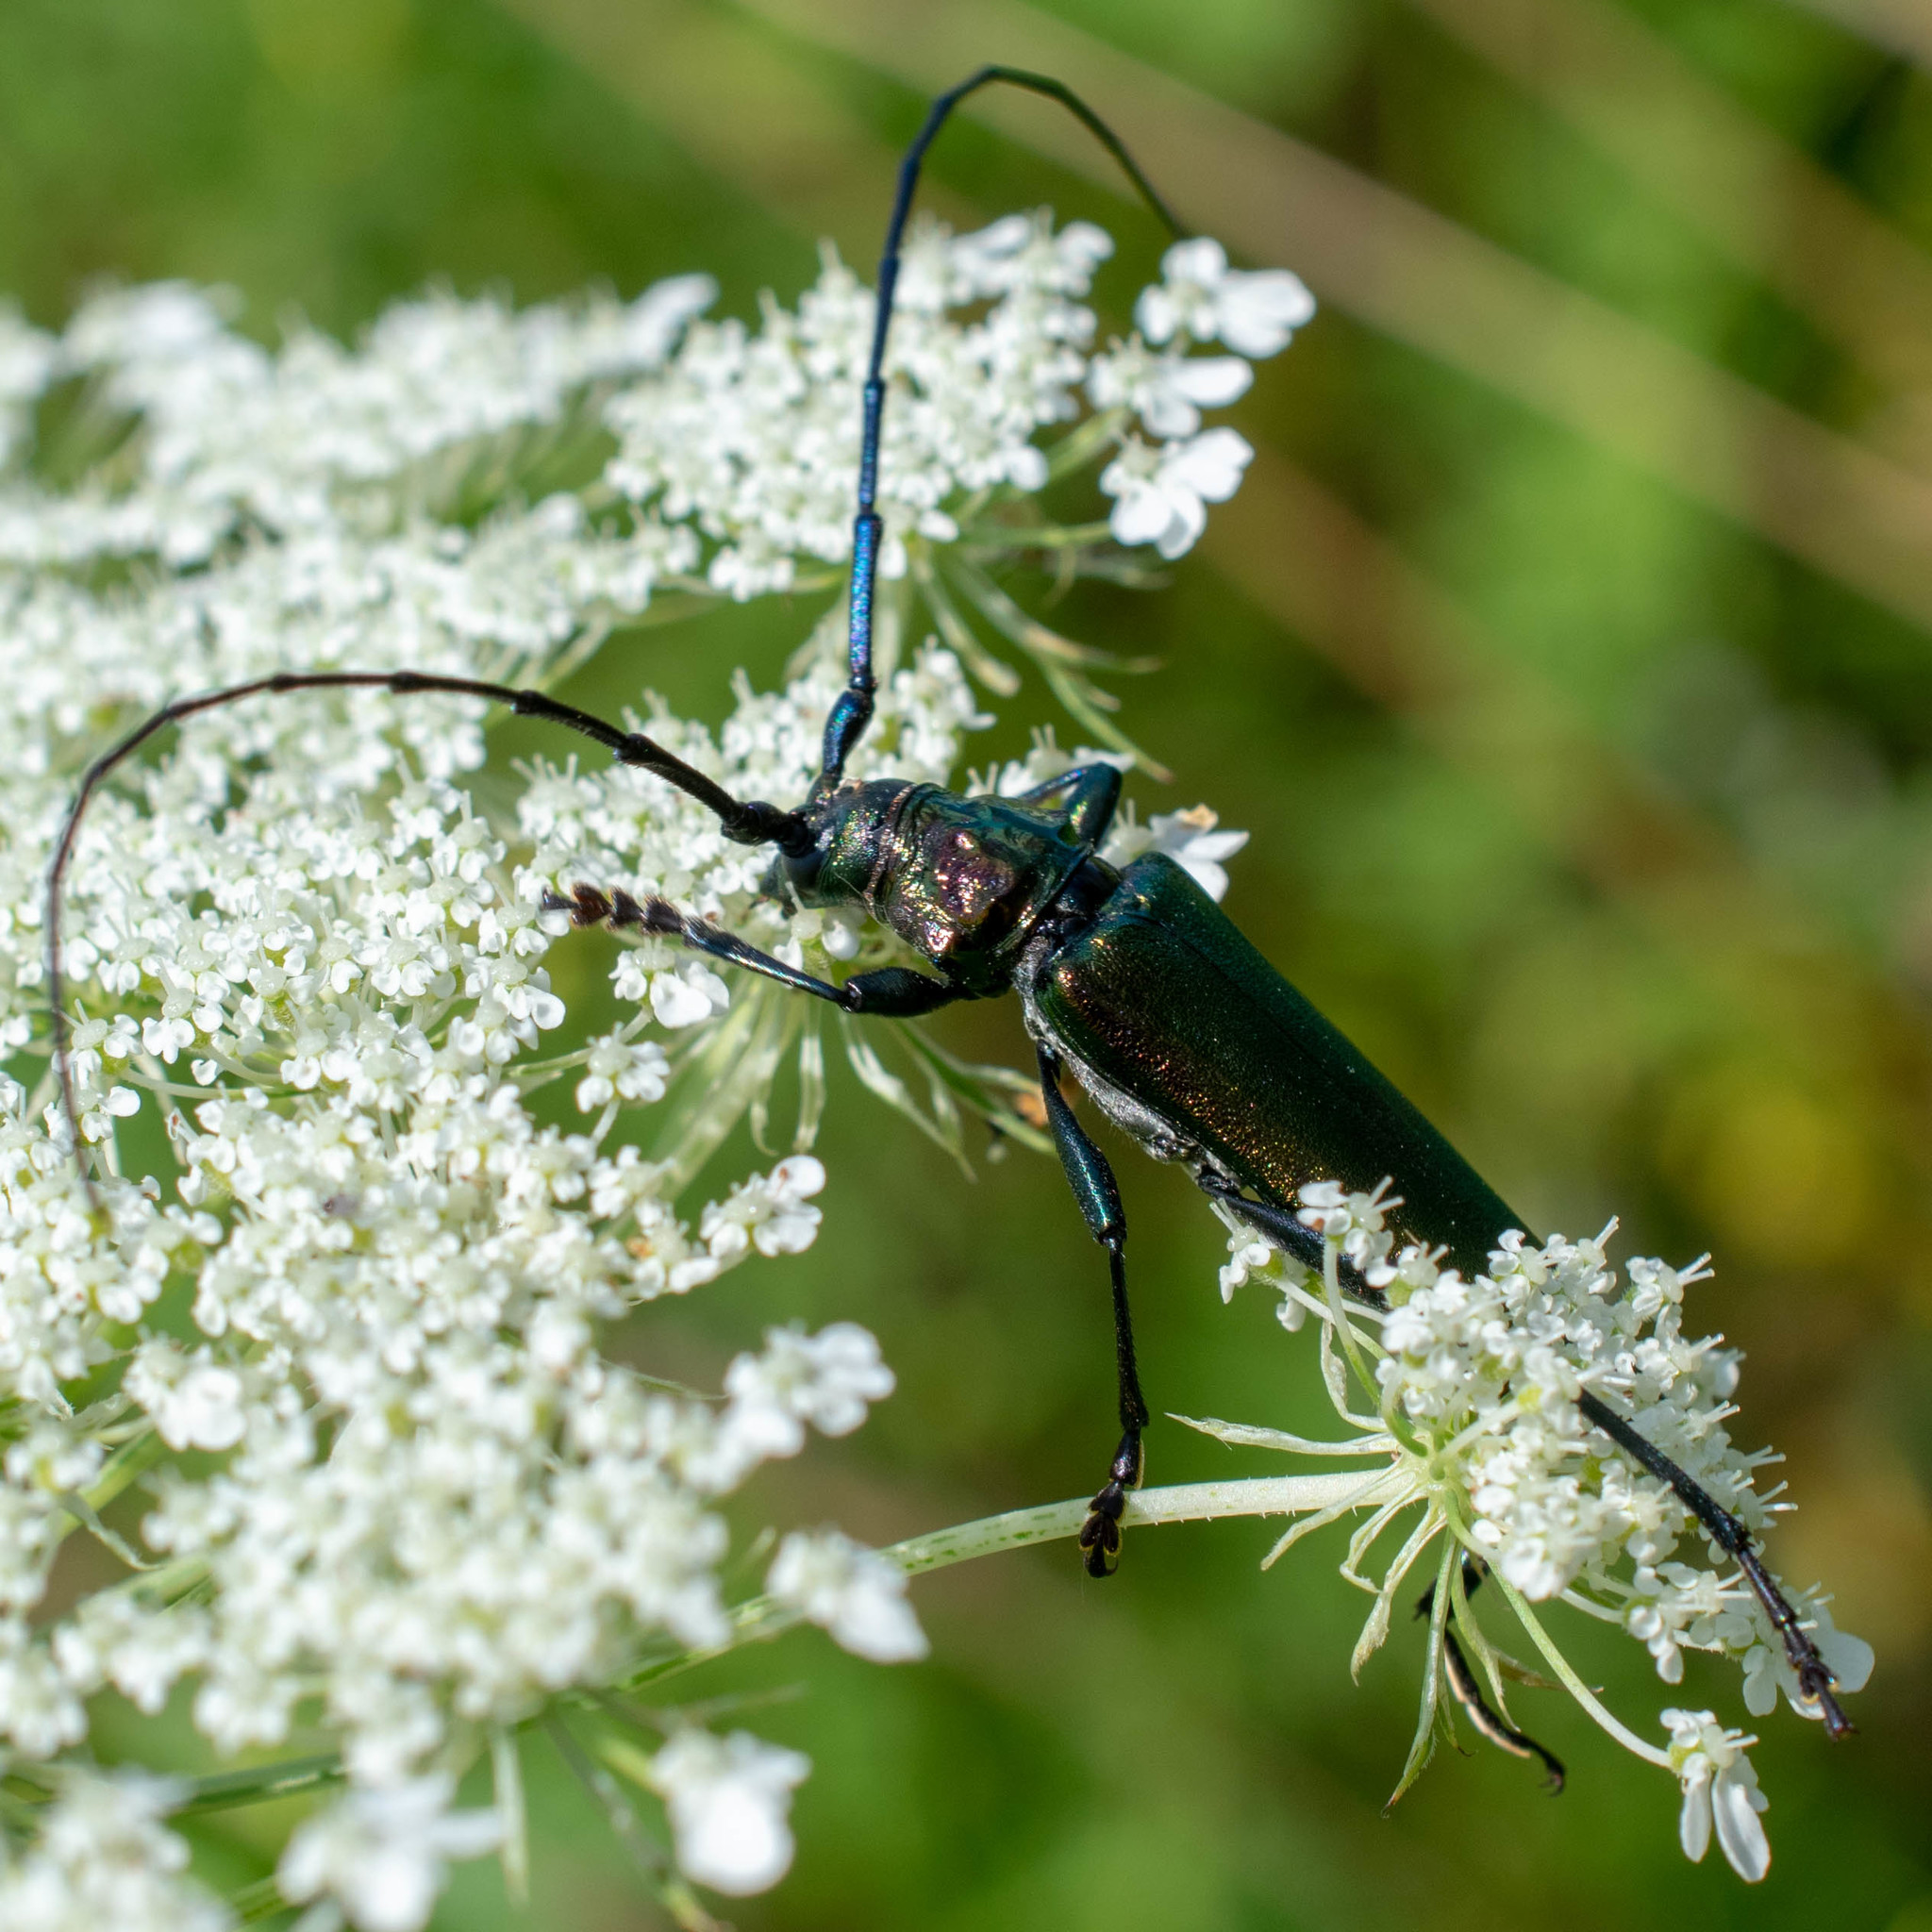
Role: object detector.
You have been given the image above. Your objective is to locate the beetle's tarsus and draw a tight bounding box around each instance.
[1078,1430,1142,1579]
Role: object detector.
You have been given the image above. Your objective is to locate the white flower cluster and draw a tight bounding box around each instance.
[0,797,902,1909]
[278,1774,502,1932]
[0,206,1286,1924]
[1204,1180,1871,1880]
[6,276,716,567]
[0,1768,230,1932]
[1094,237,1312,558]
[606,215,1306,595]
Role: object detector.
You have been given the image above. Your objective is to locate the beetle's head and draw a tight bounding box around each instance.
[774,780,1091,984]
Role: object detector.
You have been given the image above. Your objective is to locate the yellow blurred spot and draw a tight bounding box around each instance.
[1778,1416,1932,1663]
[246,0,409,92]
[1664,1066,1878,1266]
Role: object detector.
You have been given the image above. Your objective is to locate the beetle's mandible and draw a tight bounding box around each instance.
[47,64,1854,1767]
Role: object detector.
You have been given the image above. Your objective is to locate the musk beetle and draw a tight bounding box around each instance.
[48,65,1853,1761]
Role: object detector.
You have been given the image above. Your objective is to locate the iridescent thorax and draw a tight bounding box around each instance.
[789,781,1093,991]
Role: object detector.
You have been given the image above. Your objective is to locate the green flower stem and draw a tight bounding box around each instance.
[632,1471,1403,1691]
[50,1426,164,1553]
[168,1752,346,1819]
[1489,1568,1672,1769]
[1390,1538,1456,1807]
[491,1726,529,1907]
[1041,408,1126,482]
[1321,1246,1388,1423]
[958,521,1119,550]
[888,1469,1406,1574]
[908,543,1024,697]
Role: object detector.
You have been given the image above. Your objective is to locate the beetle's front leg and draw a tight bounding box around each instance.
[1035,1044,1148,1577]
[1008,762,1123,846]
[542,885,968,1016]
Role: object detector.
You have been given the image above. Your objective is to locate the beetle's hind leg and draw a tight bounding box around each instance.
[1194,1173,1390,1310]
[1576,1391,1854,1739]
[1034,1046,1149,1577]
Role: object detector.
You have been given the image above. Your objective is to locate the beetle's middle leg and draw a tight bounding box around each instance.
[1034,1044,1148,1577]
[1414,1556,1565,1791]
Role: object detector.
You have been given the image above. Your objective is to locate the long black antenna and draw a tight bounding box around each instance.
[814,65,1185,789]
[46,669,810,1196]
[48,69,1186,1189]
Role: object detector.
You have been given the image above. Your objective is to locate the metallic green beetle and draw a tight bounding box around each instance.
[48,66,1850,1755]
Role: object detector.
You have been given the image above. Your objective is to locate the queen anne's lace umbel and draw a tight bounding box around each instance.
[1202,1182,1872,1878]
[0,205,1853,1914]
[0,219,1298,1925]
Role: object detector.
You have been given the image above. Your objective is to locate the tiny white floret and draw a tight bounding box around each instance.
[1663,1708,1771,1882]
[278,1775,502,1932]
[769,1528,929,1662]
[653,1728,810,1896]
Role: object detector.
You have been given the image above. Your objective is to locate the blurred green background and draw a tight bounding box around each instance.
[8,0,1932,1924]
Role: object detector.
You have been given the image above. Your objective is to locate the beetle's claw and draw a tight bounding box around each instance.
[1803,1667,1856,1740]
[1079,1431,1143,1579]
[1079,1498,1122,1576]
